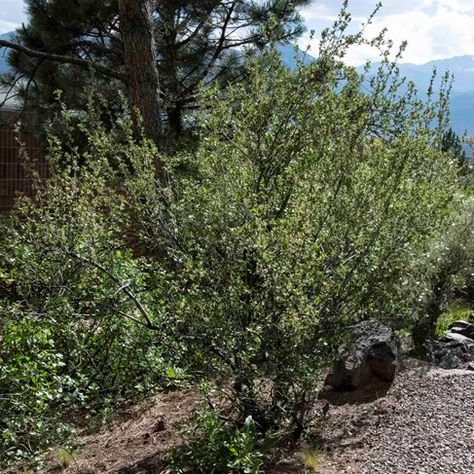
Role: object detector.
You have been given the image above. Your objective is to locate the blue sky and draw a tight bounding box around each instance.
[1,1,474,65]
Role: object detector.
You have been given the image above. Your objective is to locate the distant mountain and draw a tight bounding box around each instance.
[0,32,13,74]
[449,91,474,135]
[383,56,474,94]
[358,56,474,136]
[278,43,315,69]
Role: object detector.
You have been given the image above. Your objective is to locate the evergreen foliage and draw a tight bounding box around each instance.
[2,0,311,139]
[441,128,467,169]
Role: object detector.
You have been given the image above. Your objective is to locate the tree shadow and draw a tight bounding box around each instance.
[320,378,392,407]
[115,454,167,474]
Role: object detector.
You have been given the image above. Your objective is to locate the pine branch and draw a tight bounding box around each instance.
[0,39,125,81]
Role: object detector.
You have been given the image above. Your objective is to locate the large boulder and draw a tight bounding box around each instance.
[325,320,401,391]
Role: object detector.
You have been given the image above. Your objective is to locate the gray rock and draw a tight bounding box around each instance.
[442,331,474,350]
[426,336,473,369]
[325,320,401,391]
[468,362,474,371]
[439,351,462,369]
[449,320,474,340]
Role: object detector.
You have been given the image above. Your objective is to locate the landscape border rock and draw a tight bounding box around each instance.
[427,336,474,369]
[324,320,401,392]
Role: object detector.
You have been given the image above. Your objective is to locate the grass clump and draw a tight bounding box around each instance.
[297,446,325,472]
[436,305,472,338]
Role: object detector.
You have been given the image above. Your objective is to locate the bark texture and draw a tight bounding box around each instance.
[118,0,163,148]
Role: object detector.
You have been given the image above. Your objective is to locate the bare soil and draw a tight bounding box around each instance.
[47,391,201,474]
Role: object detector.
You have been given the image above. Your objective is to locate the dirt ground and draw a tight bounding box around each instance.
[46,391,201,474]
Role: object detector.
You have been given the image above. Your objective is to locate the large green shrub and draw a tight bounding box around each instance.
[0,18,460,469]
[147,54,458,433]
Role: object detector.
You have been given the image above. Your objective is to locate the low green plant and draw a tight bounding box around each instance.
[0,317,77,469]
[169,410,265,474]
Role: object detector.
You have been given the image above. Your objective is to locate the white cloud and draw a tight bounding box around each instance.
[0,0,26,34]
[301,4,338,22]
[0,20,20,35]
[299,0,474,65]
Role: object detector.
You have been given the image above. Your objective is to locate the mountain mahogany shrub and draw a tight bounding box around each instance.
[149,56,459,431]
[0,49,460,468]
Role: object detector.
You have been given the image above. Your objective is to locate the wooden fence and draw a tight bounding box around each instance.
[0,111,48,213]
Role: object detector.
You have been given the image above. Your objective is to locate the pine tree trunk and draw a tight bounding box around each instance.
[118,0,163,149]
[168,104,183,137]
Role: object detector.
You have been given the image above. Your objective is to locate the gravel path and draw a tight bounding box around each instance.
[320,364,474,474]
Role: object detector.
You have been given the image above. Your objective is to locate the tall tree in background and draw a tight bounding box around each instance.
[0,0,312,143]
[154,0,311,136]
[441,128,467,169]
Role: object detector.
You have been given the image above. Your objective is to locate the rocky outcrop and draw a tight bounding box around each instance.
[325,320,401,391]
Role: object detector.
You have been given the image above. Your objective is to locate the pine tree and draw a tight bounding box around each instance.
[441,128,467,169]
[154,0,312,136]
[0,0,312,143]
